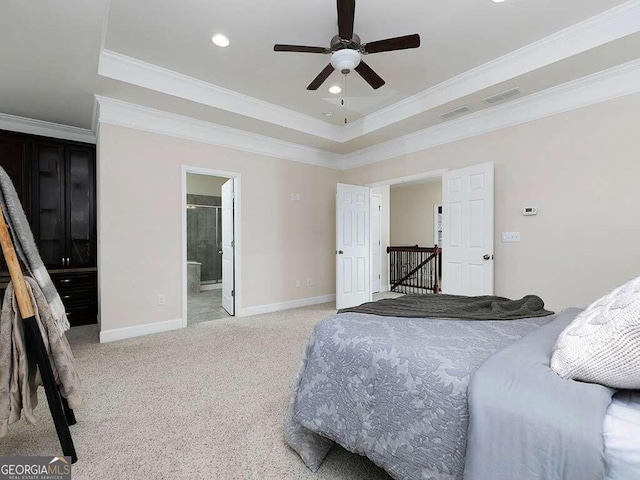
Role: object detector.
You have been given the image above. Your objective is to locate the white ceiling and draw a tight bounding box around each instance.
[104,0,625,123]
[0,0,639,161]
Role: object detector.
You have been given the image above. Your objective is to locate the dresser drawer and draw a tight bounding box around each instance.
[64,306,97,327]
[52,272,97,291]
[59,289,97,309]
[51,271,98,326]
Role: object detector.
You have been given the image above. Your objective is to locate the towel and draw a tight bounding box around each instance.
[0,166,69,336]
[0,277,81,437]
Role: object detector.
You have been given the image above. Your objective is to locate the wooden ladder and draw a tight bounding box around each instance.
[0,208,77,463]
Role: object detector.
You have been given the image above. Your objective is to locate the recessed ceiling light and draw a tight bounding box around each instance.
[329,85,342,94]
[492,0,506,3]
[323,112,334,118]
[211,34,230,47]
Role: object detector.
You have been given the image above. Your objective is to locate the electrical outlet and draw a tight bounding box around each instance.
[306,278,315,287]
[501,232,521,243]
[295,279,301,288]
[157,294,166,306]
[290,193,301,202]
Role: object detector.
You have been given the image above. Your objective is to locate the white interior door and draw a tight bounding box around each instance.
[370,195,381,294]
[336,183,370,309]
[221,179,235,315]
[442,163,494,296]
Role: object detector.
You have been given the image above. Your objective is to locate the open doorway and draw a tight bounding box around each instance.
[366,163,494,298]
[338,164,494,308]
[363,170,446,304]
[182,168,238,326]
[369,177,443,297]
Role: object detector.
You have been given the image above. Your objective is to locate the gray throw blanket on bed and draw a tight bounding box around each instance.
[0,277,81,438]
[338,293,553,320]
[0,167,69,335]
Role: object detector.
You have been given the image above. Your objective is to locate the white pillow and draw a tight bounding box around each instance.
[604,390,640,480]
[550,276,640,389]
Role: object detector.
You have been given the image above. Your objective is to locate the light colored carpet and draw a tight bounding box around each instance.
[0,301,392,480]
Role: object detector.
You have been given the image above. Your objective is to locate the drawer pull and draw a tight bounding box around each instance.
[60,279,72,283]
[62,295,72,300]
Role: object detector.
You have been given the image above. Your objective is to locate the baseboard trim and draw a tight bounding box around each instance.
[238,294,336,317]
[100,318,184,343]
[199,283,222,291]
[379,284,391,293]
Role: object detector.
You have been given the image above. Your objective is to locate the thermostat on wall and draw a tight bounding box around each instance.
[522,207,538,216]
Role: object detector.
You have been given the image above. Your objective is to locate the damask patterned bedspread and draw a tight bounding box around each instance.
[284,311,555,480]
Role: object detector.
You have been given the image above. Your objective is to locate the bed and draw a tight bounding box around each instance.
[285,295,632,480]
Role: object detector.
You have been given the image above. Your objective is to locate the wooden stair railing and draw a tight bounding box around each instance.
[387,245,441,294]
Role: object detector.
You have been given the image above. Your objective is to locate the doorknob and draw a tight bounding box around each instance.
[338,250,344,254]
[483,254,491,260]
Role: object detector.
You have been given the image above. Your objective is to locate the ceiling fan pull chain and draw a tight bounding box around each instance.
[343,73,348,124]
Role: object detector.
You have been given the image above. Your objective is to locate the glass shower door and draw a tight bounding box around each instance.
[186,201,223,284]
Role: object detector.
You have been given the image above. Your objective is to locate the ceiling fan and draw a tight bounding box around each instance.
[273,0,420,91]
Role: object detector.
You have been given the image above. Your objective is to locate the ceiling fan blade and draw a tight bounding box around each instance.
[337,0,355,40]
[362,34,421,54]
[274,44,329,54]
[355,61,385,89]
[307,64,335,90]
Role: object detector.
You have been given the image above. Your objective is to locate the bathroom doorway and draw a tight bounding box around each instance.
[182,167,239,326]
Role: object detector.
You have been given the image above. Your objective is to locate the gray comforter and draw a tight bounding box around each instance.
[285,311,555,480]
[464,308,615,480]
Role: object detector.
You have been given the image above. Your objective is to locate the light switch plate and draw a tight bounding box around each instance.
[501,232,521,243]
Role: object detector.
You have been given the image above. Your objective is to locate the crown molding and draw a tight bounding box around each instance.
[95,95,341,169]
[95,56,640,173]
[342,0,640,140]
[98,49,343,143]
[0,112,96,144]
[341,57,640,170]
[97,1,640,145]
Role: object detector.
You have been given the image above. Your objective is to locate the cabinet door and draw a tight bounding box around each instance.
[0,133,30,272]
[33,141,65,268]
[66,146,95,267]
[0,133,30,216]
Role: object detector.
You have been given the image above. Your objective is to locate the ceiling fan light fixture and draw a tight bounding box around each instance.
[273,0,419,90]
[330,49,361,74]
[211,33,230,47]
[329,85,342,94]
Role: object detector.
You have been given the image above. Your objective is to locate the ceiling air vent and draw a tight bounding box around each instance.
[439,105,472,120]
[483,87,523,105]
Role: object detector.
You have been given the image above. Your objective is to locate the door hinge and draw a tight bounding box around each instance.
[379,205,381,211]
[231,240,235,248]
[231,290,235,297]
[379,274,381,279]
[378,240,381,245]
